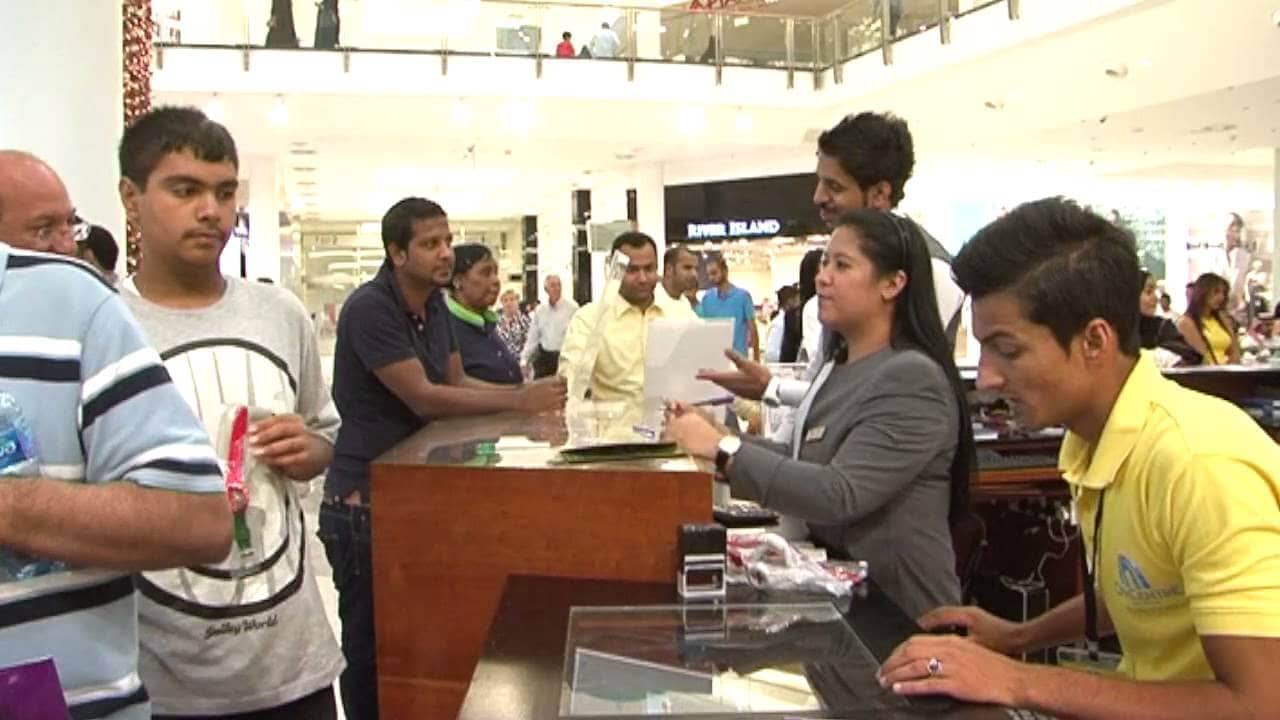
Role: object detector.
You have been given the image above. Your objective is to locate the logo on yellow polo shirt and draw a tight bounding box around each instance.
[1116,554,1183,604]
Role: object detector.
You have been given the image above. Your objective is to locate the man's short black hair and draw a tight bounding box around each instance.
[953,197,1141,356]
[382,197,446,254]
[119,106,239,188]
[79,225,119,270]
[611,231,657,256]
[562,31,571,40]
[817,112,914,207]
[663,243,694,267]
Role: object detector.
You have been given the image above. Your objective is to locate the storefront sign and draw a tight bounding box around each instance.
[686,218,782,239]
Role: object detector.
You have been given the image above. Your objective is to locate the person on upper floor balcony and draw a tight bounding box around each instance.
[879,197,1280,720]
[556,31,575,57]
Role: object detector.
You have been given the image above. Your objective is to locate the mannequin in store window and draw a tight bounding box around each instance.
[1178,273,1241,365]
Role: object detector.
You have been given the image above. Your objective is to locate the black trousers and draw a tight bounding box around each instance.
[318,501,378,720]
[532,347,560,379]
[154,686,337,720]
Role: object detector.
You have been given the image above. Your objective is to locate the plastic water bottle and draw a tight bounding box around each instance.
[0,392,62,581]
[0,392,38,477]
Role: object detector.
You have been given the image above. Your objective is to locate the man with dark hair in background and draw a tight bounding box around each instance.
[77,224,119,285]
[699,254,759,360]
[662,243,699,309]
[879,197,1280,719]
[324,197,566,719]
[701,112,963,408]
[559,231,698,404]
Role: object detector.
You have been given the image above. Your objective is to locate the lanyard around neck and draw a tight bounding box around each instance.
[1080,489,1107,661]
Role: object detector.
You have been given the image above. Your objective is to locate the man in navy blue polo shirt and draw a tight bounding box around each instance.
[320,197,566,720]
[699,254,759,360]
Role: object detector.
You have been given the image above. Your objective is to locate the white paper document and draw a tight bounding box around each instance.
[644,318,735,405]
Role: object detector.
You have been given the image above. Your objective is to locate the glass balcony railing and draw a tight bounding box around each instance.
[151,0,1015,82]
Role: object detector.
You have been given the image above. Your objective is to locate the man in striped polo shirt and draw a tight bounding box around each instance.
[0,240,231,718]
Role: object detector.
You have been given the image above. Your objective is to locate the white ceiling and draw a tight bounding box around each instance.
[155,0,1280,220]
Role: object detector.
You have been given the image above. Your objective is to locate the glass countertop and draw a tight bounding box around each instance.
[560,603,907,717]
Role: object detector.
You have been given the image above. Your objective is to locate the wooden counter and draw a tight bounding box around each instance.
[369,410,713,720]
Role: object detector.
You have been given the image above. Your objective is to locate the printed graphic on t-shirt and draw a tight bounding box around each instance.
[137,339,305,622]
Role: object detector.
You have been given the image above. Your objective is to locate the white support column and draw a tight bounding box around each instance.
[244,155,282,283]
[536,187,577,302]
[589,173,630,299]
[0,1,124,270]
[634,162,667,256]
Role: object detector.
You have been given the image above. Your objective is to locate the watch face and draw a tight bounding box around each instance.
[719,435,742,455]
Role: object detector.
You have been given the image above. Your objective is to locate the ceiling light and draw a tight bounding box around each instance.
[269,96,289,128]
[500,98,537,134]
[450,99,472,127]
[676,107,706,136]
[734,110,753,134]
[204,96,226,123]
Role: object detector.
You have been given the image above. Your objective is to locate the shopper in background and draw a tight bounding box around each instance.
[1178,272,1241,365]
[559,231,698,404]
[764,284,799,363]
[662,243,699,308]
[667,210,973,620]
[780,249,822,363]
[881,197,1280,719]
[0,150,83,256]
[699,254,759,360]
[556,31,575,57]
[324,197,565,719]
[497,288,531,358]
[522,274,578,378]
[447,244,522,385]
[76,224,120,285]
[116,106,344,720]
[1158,291,1174,318]
[589,21,620,58]
[1138,270,1200,366]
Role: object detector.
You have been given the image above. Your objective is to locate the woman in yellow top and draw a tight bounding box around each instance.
[1177,273,1241,365]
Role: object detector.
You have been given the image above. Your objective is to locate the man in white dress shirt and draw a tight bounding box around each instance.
[521,274,579,378]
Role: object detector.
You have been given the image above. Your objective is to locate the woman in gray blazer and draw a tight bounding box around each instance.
[667,210,976,620]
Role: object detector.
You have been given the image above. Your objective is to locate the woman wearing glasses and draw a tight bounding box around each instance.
[667,210,974,619]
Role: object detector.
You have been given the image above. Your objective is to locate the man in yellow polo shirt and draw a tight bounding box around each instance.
[878,197,1280,718]
[559,231,699,405]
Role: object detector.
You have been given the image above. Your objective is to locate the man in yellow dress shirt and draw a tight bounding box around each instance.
[559,231,698,405]
[879,197,1280,719]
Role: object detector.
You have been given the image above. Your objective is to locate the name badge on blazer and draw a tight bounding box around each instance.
[804,426,826,443]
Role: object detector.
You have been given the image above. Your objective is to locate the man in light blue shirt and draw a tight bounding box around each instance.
[699,254,758,359]
[589,22,620,58]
